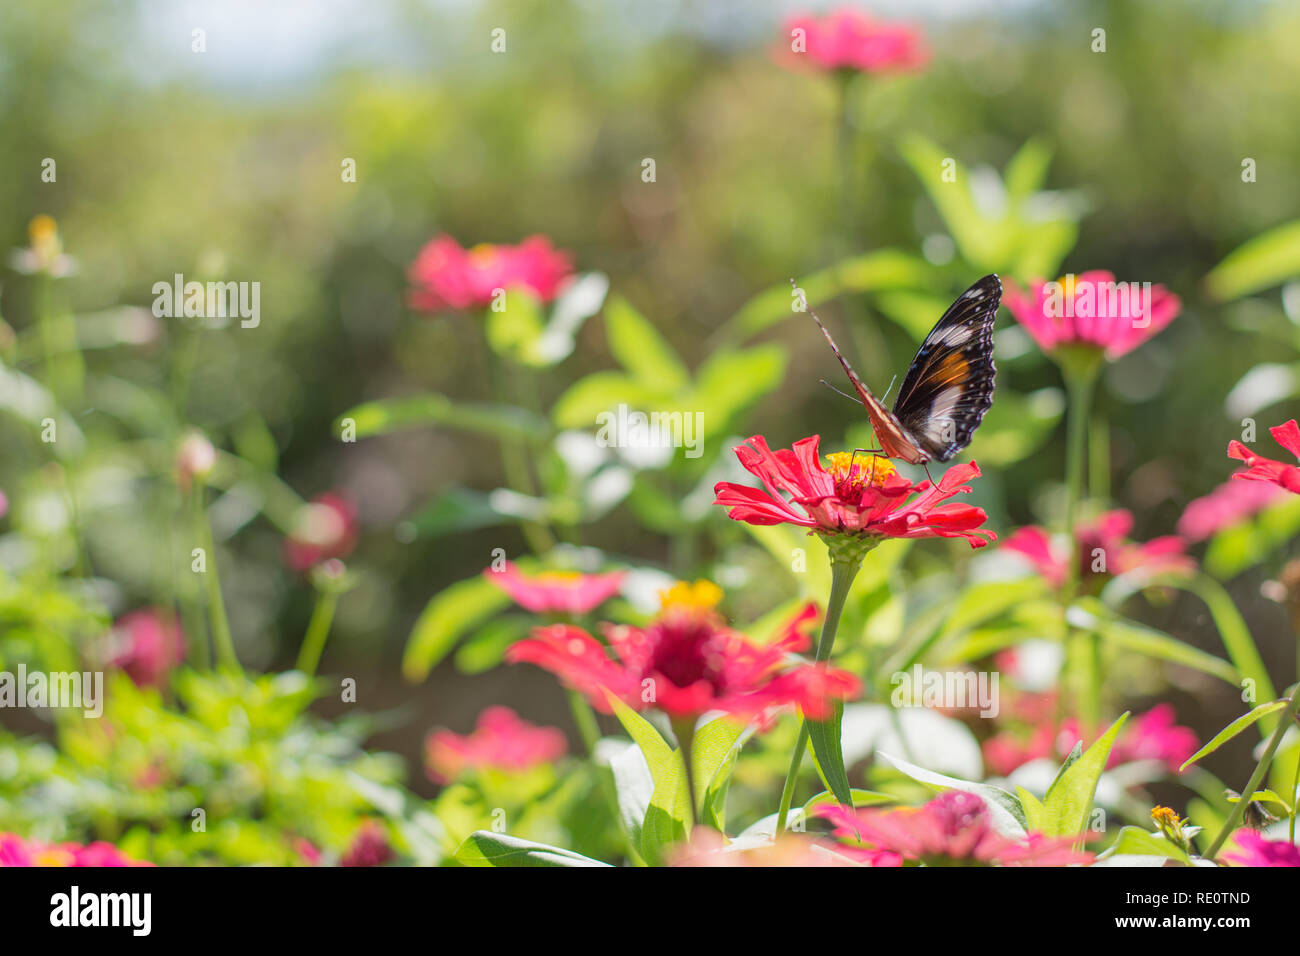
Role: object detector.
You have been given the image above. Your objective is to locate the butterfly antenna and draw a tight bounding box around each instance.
[880,374,899,404]
[819,379,859,403]
[792,279,869,399]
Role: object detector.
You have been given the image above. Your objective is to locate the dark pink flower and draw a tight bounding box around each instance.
[407,234,574,312]
[283,492,358,572]
[106,608,185,689]
[340,820,394,867]
[292,837,322,866]
[819,792,1093,866]
[0,833,151,867]
[507,580,859,722]
[780,8,927,74]
[425,705,567,785]
[1178,476,1284,541]
[713,436,995,548]
[484,563,624,616]
[1003,510,1193,591]
[1002,271,1181,360]
[1228,420,1300,495]
[1222,830,1300,867]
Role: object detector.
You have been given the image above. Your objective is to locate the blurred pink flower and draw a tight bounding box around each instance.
[484,563,625,616]
[1228,420,1300,495]
[982,704,1197,777]
[0,833,151,867]
[0,490,8,520]
[508,580,859,722]
[407,234,574,312]
[780,8,928,74]
[292,837,322,866]
[1003,509,1193,590]
[340,820,394,867]
[1003,271,1181,360]
[425,705,567,785]
[1222,830,1300,867]
[107,608,185,689]
[1178,475,1283,541]
[283,492,358,572]
[818,792,1092,866]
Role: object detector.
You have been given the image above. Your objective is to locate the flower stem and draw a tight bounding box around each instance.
[296,587,339,676]
[774,551,864,834]
[671,716,698,831]
[193,483,241,674]
[1205,682,1300,860]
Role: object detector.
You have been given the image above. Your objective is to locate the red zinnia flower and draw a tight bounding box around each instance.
[818,791,1093,866]
[407,234,574,313]
[1221,830,1300,867]
[105,608,185,689]
[1003,510,1193,590]
[506,580,859,722]
[712,435,994,548]
[780,8,928,74]
[1228,420,1300,495]
[1178,476,1284,541]
[283,492,359,572]
[484,562,625,616]
[1003,271,1181,361]
[425,705,567,785]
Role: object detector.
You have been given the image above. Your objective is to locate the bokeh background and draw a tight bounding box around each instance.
[4,0,1300,862]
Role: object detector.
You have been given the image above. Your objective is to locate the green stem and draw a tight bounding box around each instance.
[774,552,864,833]
[193,483,241,674]
[295,587,339,676]
[1206,683,1300,860]
[671,716,698,831]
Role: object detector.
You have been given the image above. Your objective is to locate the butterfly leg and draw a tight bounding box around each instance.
[922,462,935,486]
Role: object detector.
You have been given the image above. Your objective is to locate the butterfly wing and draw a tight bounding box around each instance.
[890,274,1001,462]
[808,306,927,463]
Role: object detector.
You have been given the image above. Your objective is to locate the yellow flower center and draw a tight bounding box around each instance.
[658,579,724,612]
[468,243,499,266]
[535,571,585,588]
[823,452,896,490]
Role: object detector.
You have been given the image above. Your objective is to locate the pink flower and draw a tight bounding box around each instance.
[106,609,185,689]
[0,833,151,867]
[507,580,859,722]
[340,820,394,867]
[1003,510,1193,591]
[1228,420,1300,495]
[1002,271,1181,360]
[713,436,995,548]
[407,234,574,313]
[484,563,625,616]
[425,706,567,785]
[780,8,928,74]
[1222,830,1300,867]
[818,792,1093,866]
[292,837,322,866]
[283,493,359,572]
[1178,476,1284,541]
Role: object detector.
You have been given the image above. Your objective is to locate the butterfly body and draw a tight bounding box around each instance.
[811,274,1001,464]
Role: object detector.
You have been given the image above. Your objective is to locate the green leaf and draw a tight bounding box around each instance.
[690,344,786,429]
[485,287,547,365]
[604,296,689,390]
[402,575,512,681]
[807,701,853,807]
[1075,598,1239,687]
[802,789,894,813]
[453,831,611,867]
[1039,712,1129,839]
[1100,826,1190,865]
[1206,219,1300,301]
[690,716,751,831]
[337,393,546,442]
[1016,786,1048,834]
[1179,700,1289,771]
[551,371,672,429]
[604,693,688,865]
[877,752,1027,837]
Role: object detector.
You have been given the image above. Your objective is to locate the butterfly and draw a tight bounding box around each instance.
[807,274,1001,470]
